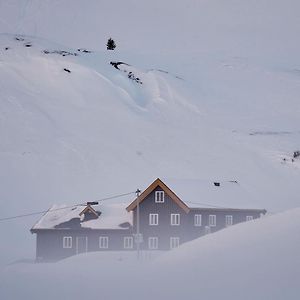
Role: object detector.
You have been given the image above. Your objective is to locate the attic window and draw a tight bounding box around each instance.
[155,191,165,203]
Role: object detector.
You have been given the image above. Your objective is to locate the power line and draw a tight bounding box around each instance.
[0,191,136,222]
[0,204,82,222]
[94,191,136,202]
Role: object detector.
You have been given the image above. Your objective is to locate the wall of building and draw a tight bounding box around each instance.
[133,186,190,250]
[132,186,262,250]
[34,186,264,261]
[35,229,133,262]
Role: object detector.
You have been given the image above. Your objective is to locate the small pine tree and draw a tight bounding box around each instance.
[107,38,116,50]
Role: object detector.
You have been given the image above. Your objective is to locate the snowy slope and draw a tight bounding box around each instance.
[1,208,299,300]
[0,0,300,266]
[154,208,300,300]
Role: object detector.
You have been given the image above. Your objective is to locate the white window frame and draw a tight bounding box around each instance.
[246,215,253,221]
[63,236,72,248]
[148,237,158,250]
[205,226,211,234]
[170,237,180,249]
[209,214,216,227]
[123,236,133,249]
[99,236,109,249]
[149,213,159,225]
[155,191,165,203]
[225,215,233,227]
[194,214,202,226]
[170,213,180,226]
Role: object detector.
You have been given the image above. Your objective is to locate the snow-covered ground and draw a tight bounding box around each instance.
[1,208,299,300]
[0,0,299,296]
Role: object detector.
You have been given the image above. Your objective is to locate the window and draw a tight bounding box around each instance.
[171,214,180,225]
[149,213,159,225]
[246,216,253,221]
[99,236,109,249]
[205,226,211,234]
[63,236,72,248]
[124,236,133,249]
[170,237,180,249]
[155,191,165,203]
[209,215,216,227]
[225,215,233,226]
[148,237,158,249]
[194,214,202,226]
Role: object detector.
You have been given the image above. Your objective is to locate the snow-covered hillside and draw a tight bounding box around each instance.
[1,208,299,300]
[0,0,299,267]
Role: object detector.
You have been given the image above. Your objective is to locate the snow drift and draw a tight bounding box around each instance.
[1,208,299,300]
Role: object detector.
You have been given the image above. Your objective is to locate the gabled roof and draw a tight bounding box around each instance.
[79,205,98,218]
[126,178,266,213]
[126,178,190,213]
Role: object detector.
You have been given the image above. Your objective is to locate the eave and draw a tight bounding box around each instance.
[190,207,267,214]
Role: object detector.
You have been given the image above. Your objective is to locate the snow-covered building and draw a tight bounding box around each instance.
[31,178,266,261]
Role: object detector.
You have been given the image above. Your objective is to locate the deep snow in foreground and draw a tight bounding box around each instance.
[1,209,299,300]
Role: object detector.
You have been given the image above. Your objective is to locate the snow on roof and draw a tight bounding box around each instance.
[32,203,132,230]
[162,178,264,210]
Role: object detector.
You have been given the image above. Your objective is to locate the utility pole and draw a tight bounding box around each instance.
[136,188,141,259]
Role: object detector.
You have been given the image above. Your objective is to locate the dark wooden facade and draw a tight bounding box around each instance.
[31,178,266,261]
[33,229,134,261]
[130,184,263,250]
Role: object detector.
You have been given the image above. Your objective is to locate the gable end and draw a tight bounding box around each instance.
[126,178,190,213]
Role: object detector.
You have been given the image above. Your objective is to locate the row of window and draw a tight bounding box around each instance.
[99,236,136,249]
[63,236,133,249]
[154,192,254,225]
[149,213,254,226]
[149,213,181,225]
[63,236,180,250]
[149,237,179,249]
